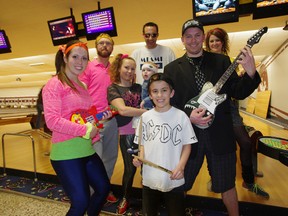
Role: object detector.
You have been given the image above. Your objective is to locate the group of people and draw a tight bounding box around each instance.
[41,19,268,216]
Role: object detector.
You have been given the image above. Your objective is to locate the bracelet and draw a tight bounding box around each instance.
[83,122,93,139]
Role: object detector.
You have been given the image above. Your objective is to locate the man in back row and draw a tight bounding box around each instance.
[131,22,176,84]
[164,19,261,216]
[80,33,119,203]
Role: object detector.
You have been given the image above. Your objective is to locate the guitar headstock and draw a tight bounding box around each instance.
[247,27,268,48]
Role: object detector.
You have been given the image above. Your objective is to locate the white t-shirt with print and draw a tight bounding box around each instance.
[134,107,197,192]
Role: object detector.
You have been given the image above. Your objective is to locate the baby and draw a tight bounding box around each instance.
[140,62,158,109]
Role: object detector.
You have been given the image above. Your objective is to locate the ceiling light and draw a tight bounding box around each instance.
[29,62,45,66]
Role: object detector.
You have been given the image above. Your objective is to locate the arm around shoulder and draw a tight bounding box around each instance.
[110,98,146,117]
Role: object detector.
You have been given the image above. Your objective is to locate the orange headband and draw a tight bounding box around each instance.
[64,42,88,55]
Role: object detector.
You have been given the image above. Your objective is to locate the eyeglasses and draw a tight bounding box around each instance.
[97,41,113,46]
[144,33,158,39]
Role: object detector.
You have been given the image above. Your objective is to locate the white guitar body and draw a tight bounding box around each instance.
[184,82,227,129]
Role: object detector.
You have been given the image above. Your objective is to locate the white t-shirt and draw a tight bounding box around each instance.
[131,44,176,84]
[134,107,197,192]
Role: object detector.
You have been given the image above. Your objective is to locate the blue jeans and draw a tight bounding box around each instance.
[51,154,110,216]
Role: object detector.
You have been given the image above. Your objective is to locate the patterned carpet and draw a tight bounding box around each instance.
[2,171,286,215]
[0,174,115,215]
[0,190,69,216]
[0,174,69,202]
[0,172,228,216]
[0,175,116,216]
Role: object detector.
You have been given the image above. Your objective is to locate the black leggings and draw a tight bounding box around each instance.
[233,125,254,184]
[142,185,185,216]
[119,134,137,199]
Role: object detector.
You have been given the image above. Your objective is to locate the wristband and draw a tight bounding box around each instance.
[83,122,93,139]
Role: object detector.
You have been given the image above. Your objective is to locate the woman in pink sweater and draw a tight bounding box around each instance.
[43,40,110,216]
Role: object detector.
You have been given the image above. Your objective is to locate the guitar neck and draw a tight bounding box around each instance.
[214,43,255,93]
[94,106,118,120]
[213,26,268,94]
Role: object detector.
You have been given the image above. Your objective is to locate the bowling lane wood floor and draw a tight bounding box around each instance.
[0,112,287,209]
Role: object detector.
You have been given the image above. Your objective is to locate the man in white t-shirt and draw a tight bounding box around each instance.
[131,22,176,84]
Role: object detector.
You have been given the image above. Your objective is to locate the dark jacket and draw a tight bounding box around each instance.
[164,51,261,155]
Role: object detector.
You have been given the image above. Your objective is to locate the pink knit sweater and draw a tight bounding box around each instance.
[43,76,99,143]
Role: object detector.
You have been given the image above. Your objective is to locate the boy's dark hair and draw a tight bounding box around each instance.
[148,73,174,92]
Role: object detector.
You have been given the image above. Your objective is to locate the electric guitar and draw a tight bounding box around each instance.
[184,26,268,129]
[71,105,118,128]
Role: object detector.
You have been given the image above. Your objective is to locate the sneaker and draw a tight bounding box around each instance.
[117,198,129,215]
[127,147,139,154]
[242,182,270,199]
[106,191,118,203]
